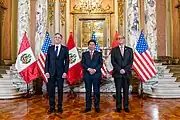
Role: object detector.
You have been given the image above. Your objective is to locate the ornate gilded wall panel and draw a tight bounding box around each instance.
[48,0,55,25]
[60,0,66,26]
[118,0,124,25]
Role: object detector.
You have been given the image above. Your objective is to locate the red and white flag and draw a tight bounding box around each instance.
[67,33,83,85]
[15,32,39,83]
[105,32,119,74]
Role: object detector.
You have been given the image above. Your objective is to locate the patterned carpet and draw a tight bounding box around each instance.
[0,93,180,120]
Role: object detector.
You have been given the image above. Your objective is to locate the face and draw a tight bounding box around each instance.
[117,35,125,45]
[54,34,62,45]
[88,42,96,51]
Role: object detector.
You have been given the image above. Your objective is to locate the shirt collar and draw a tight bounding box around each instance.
[55,44,61,48]
[88,49,95,53]
[119,44,125,48]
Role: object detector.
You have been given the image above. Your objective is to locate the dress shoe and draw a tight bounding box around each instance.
[47,109,55,114]
[82,108,91,113]
[116,108,122,113]
[58,108,63,113]
[95,108,100,113]
[124,108,130,113]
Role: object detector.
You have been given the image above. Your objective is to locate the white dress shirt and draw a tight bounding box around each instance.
[55,44,61,56]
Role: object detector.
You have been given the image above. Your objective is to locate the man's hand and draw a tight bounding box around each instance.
[62,73,67,78]
[88,68,96,75]
[45,73,50,78]
[120,69,125,74]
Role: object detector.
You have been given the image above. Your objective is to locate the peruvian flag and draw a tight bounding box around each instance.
[67,32,83,85]
[15,32,39,83]
[105,32,119,74]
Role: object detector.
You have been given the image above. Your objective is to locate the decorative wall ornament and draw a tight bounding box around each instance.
[48,0,55,25]
[144,0,157,59]
[118,0,124,25]
[72,0,112,14]
[35,0,48,58]
[0,1,7,26]
[60,0,66,26]
[18,0,30,50]
[126,0,140,49]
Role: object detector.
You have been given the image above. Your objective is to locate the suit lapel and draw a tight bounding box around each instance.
[117,46,123,59]
[123,46,128,59]
[88,51,91,60]
[57,45,63,58]
[52,45,56,57]
[92,51,96,60]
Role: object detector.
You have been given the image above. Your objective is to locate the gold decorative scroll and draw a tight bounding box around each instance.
[60,0,66,26]
[0,0,7,26]
[117,0,124,25]
[72,0,112,14]
[48,0,55,25]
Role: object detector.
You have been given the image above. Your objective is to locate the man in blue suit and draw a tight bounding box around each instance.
[45,33,69,114]
[81,40,103,113]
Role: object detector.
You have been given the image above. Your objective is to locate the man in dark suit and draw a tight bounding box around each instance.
[45,33,69,114]
[81,40,103,113]
[111,35,133,113]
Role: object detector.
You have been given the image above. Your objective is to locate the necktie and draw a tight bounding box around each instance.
[55,46,59,57]
[120,46,124,56]
[90,51,93,59]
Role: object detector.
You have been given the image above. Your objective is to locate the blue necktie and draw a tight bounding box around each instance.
[55,46,58,57]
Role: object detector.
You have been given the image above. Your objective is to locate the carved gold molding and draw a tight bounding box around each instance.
[60,0,66,26]
[0,1,7,28]
[72,0,112,14]
[117,0,124,25]
[48,0,55,25]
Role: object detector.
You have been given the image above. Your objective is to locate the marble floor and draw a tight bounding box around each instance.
[0,93,180,120]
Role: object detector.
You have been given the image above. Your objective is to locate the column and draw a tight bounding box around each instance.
[144,0,157,59]
[55,0,60,33]
[66,0,70,41]
[18,0,30,50]
[35,0,48,58]
[126,0,140,49]
[114,0,118,32]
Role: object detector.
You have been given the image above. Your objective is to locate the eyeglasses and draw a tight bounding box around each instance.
[116,38,125,40]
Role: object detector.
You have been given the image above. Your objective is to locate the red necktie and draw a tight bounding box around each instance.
[90,51,93,59]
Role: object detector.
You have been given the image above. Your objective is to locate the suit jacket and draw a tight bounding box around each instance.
[111,46,133,78]
[45,45,69,76]
[81,51,103,79]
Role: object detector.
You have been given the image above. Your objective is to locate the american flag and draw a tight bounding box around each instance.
[92,31,107,77]
[133,32,156,82]
[37,32,52,83]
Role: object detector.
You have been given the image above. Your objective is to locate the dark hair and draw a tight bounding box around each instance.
[88,40,96,45]
[55,33,63,38]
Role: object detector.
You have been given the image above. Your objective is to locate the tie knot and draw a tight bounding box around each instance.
[56,46,59,49]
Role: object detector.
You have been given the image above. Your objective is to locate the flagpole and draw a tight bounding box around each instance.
[139,80,144,98]
[24,83,32,98]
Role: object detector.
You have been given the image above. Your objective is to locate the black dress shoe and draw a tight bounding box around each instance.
[116,108,122,113]
[124,108,130,113]
[82,108,91,113]
[47,109,55,114]
[58,109,63,113]
[95,108,100,113]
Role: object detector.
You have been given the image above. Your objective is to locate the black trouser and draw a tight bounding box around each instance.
[114,76,129,109]
[48,75,64,110]
[84,77,101,109]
